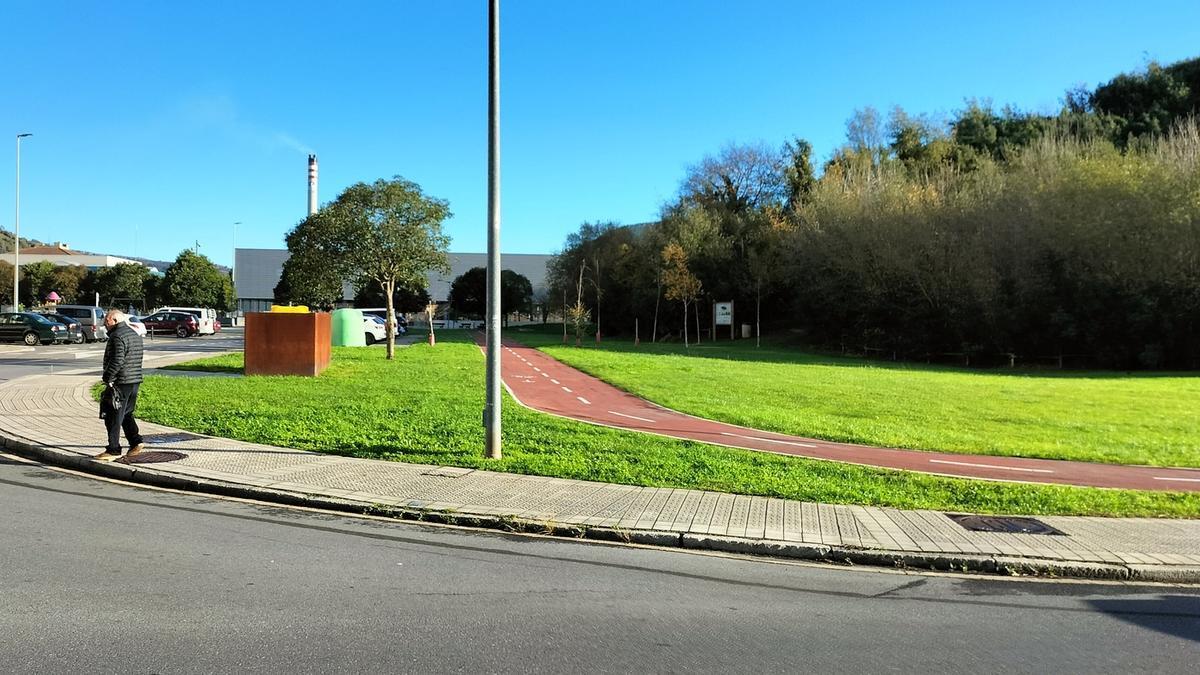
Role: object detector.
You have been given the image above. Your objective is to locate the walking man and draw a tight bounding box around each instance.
[95,309,145,462]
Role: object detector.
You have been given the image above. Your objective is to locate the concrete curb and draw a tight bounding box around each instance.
[5,431,1199,584]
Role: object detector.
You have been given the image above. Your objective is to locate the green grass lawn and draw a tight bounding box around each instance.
[511,327,1200,468]
[133,330,1200,518]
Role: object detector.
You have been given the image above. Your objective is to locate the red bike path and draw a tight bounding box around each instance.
[484,337,1200,492]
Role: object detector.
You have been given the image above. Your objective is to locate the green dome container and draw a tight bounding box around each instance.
[331,308,366,347]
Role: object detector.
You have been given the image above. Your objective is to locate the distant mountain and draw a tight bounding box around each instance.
[0,229,48,253]
[0,229,229,274]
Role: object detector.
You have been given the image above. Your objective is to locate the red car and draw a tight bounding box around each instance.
[141,311,201,337]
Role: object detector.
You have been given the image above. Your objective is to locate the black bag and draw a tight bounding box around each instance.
[99,384,123,420]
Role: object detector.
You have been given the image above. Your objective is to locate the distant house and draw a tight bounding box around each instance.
[0,242,155,272]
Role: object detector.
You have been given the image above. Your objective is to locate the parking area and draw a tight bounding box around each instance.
[0,328,244,383]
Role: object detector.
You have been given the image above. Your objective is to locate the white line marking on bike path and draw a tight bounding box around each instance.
[609,411,655,423]
[719,432,818,448]
[928,459,1053,474]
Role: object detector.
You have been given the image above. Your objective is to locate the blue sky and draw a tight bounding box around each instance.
[2,1,1198,267]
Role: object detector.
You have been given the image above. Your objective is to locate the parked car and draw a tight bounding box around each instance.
[359,308,408,335]
[53,305,108,342]
[38,312,85,344]
[126,316,148,337]
[156,306,217,335]
[0,312,68,345]
[363,315,387,345]
[141,311,201,337]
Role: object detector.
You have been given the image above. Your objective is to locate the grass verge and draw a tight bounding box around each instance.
[134,331,1200,518]
[511,326,1200,468]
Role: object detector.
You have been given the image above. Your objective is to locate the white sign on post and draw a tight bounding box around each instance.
[714,302,733,326]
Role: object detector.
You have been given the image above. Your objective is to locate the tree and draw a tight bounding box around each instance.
[448,267,487,317]
[19,261,56,308]
[277,215,351,310]
[661,242,702,347]
[0,260,12,307]
[1091,60,1192,142]
[162,250,234,311]
[450,267,535,326]
[284,177,451,358]
[681,143,786,213]
[846,106,888,164]
[49,265,87,304]
[92,263,152,309]
[353,280,430,314]
[782,137,816,210]
[500,269,533,325]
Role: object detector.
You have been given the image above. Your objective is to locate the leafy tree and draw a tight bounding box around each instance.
[92,263,152,309]
[162,250,235,311]
[449,266,535,326]
[782,137,816,210]
[448,267,486,317]
[501,269,534,324]
[0,260,12,307]
[353,280,430,314]
[275,237,345,310]
[1091,61,1192,142]
[19,261,56,307]
[48,265,87,304]
[661,242,702,347]
[284,177,451,358]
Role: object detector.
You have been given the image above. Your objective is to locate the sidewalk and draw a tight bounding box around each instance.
[2,361,1199,583]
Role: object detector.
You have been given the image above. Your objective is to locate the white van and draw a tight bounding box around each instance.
[157,306,217,335]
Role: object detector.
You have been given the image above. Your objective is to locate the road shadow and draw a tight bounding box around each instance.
[1088,595,1200,642]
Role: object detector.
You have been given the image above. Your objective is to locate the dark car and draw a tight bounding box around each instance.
[142,311,200,337]
[0,312,68,345]
[39,312,85,344]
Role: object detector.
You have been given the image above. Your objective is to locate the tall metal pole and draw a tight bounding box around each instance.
[484,0,502,459]
[13,133,31,311]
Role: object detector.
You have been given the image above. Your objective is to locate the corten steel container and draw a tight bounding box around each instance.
[244,312,331,376]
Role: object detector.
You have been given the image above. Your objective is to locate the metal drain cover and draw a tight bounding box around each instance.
[947,514,1065,536]
[143,432,205,444]
[119,451,188,465]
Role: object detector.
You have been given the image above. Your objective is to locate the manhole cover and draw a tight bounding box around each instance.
[118,451,188,465]
[946,514,1065,536]
[143,432,205,444]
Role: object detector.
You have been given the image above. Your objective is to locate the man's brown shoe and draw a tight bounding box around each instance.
[93,451,121,462]
[127,443,146,457]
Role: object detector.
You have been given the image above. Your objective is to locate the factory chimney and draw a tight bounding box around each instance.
[307,154,318,216]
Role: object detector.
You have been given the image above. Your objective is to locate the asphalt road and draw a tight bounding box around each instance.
[1,456,1197,674]
[0,329,243,382]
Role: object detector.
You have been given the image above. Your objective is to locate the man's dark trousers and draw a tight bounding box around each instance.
[105,383,144,453]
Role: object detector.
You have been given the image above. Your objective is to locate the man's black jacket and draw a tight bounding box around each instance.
[102,322,144,385]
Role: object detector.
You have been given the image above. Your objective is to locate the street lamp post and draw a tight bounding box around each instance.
[484,0,502,459]
[233,221,241,322]
[13,133,32,311]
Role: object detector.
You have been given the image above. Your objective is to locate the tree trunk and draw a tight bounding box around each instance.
[651,278,661,343]
[562,287,567,343]
[683,301,689,348]
[756,279,761,349]
[695,297,701,345]
[594,257,601,344]
[383,278,396,360]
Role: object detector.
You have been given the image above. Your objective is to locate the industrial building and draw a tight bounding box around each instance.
[233,154,551,314]
[233,248,551,314]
